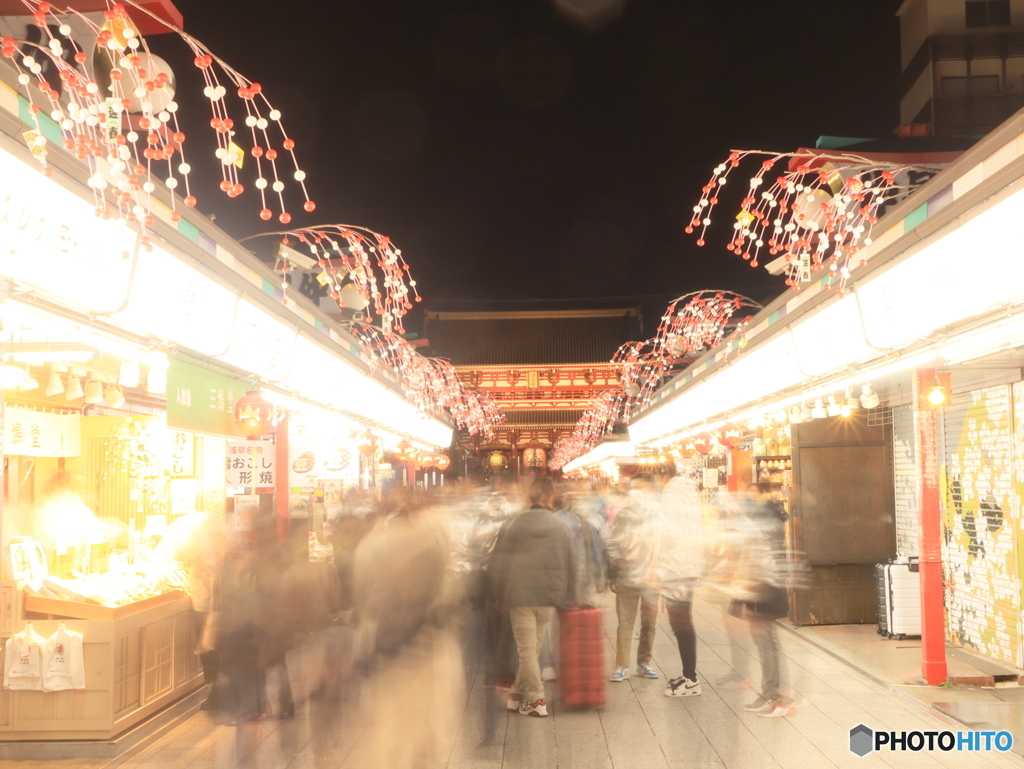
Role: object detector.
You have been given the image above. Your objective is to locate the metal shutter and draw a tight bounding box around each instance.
[940,385,1019,665]
[892,404,919,557]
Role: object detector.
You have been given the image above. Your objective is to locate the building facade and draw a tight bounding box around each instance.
[899,0,1024,135]
[424,308,642,476]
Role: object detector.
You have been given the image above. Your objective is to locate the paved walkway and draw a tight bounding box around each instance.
[7,591,1021,769]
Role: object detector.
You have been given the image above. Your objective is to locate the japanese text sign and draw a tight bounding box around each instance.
[167,356,251,438]
[226,439,276,489]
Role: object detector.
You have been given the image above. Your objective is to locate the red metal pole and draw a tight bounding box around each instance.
[914,369,948,685]
[275,413,290,543]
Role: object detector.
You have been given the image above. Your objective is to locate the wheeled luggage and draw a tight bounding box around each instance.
[876,557,921,639]
[559,606,605,708]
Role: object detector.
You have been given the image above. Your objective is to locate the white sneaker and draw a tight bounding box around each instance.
[518,699,549,717]
[608,666,630,682]
[541,666,557,682]
[506,694,523,711]
[758,699,797,718]
[664,676,702,697]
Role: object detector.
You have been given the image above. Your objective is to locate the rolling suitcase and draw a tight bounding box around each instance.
[559,606,606,708]
[876,557,921,639]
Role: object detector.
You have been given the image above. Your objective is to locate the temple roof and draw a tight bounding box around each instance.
[423,308,642,367]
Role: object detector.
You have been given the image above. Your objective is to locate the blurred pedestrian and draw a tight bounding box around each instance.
[605,474,660,682]
[656,475,706,696]
[734,483,794,718]
[488,477,578,718]
[350,491,464,768]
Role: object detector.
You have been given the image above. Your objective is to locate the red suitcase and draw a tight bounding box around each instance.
[558,607,606,708]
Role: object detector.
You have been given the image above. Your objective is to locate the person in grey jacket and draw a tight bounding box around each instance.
[488,477,578,718]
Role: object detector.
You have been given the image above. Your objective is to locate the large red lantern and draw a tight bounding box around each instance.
[693,432,713,455]
[718,423,744,449]
[680,440,697,459]
[357,430,378,455]
[234,390,273,439]
[435,453,451,471]
[418,452,437,469]
[394,440,414,461]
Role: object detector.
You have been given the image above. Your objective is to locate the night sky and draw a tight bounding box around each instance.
[148,0,903,333]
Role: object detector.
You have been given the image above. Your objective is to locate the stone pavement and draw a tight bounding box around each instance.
[6,590,1021,769]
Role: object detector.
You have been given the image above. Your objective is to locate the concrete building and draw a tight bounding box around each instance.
[899,0,1024,135]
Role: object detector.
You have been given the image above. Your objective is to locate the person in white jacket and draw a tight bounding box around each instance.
[657,475,705,697]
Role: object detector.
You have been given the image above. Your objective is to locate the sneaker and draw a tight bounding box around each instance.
[664,676,702,697]
[714,673,752,690]
[758,699,797,718]
[506,694,523,711]
[608,666,630,682]
[518,699,549,717]
[743,695,775,713]
[636,662,660,679]
[541,666,557,682]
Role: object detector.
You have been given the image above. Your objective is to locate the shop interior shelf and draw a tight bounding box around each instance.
[23,588,185,620]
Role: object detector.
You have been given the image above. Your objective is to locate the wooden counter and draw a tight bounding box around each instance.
[0,586,203,741]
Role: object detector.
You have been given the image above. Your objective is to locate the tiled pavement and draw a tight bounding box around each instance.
[7,590,1021,769]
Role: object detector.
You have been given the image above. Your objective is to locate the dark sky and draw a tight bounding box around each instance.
[149,0,903,330]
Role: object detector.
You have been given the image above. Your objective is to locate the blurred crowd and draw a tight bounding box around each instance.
[178,472,803,769]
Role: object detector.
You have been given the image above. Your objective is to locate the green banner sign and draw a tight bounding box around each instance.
[166,357,251,438]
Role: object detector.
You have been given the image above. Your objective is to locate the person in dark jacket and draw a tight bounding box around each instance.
[488,477,578,718]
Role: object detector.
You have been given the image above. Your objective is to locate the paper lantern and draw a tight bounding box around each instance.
[693,432,713,455]
[357,430,378,455]
[419,453,437,469]
[435,454,451,471]
[234,390,273,438]
[718,423,743,449]
[394,440,414,461]
[680,440,697,459]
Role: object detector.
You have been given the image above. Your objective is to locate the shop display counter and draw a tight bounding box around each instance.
[0,586,202,741]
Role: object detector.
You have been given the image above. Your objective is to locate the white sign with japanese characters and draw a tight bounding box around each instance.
[5,407,81,457]
[225,439,276,489]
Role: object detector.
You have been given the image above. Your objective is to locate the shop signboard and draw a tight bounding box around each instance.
[233,494,260,531]
[225,439,276,489]
[166,357,250,438]
[202,438,227,516]
[4,407,81,457]
[0,147,137,314]
[170,478,197,516]
[164,430,195,476]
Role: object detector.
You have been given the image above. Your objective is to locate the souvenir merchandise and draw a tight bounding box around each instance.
[42,623,86,691]
[3,622,47,690]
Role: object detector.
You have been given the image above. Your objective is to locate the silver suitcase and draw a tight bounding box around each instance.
[876,558,921,639]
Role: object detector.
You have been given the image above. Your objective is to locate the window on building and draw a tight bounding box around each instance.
[941,74,1000,96]
[965,0,1011,28]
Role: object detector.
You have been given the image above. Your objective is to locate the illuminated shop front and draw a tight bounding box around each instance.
[0,82,450,744]
[627,111,1024,682]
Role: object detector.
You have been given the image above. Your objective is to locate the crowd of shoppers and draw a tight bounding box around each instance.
[180,468,800,768]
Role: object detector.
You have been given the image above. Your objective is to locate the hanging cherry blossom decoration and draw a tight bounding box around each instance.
[687,150,936,294]
[1,0,314,251]
[350,322,503,437]
[243,225,421,329]
[549,290,760,470]
[616,290,760,410]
